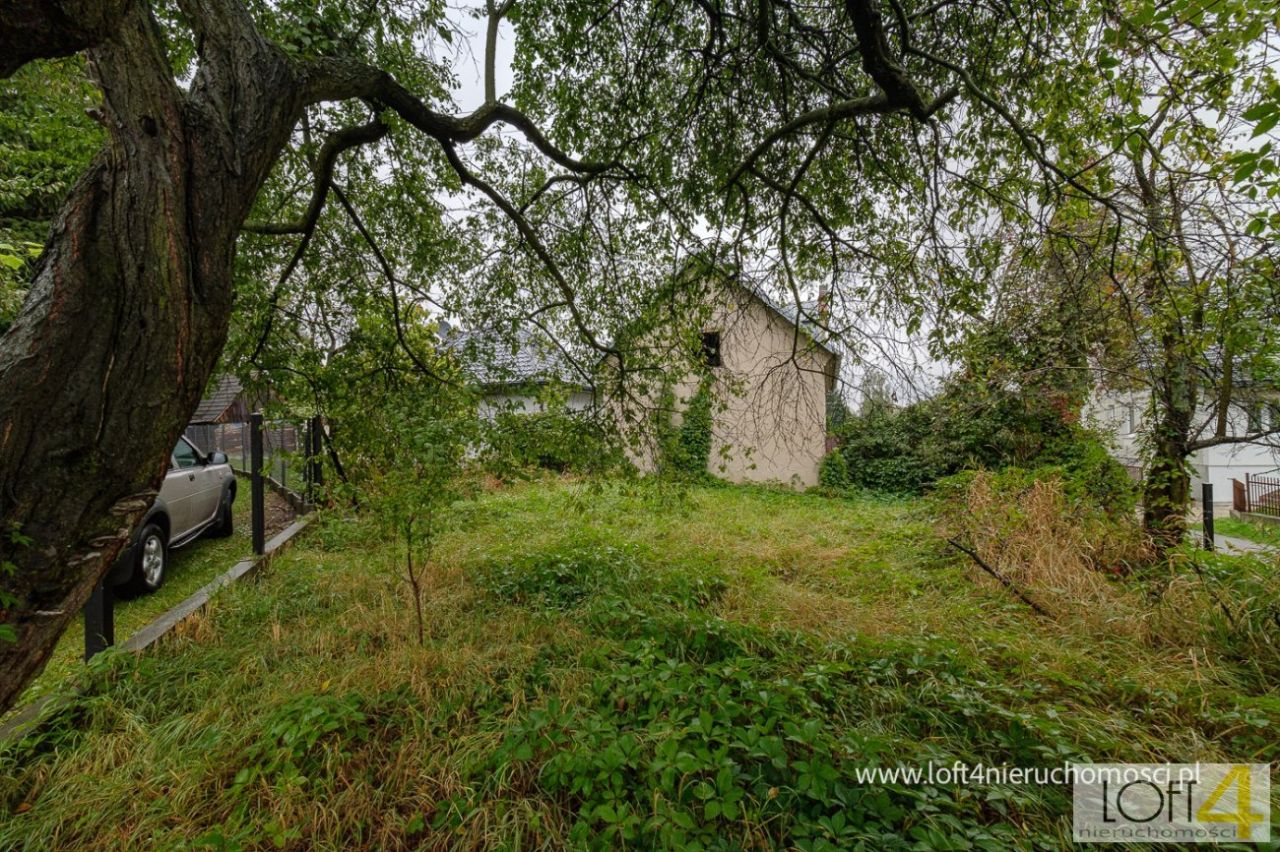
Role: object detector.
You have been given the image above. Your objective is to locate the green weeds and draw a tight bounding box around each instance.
[0,479,1273,849]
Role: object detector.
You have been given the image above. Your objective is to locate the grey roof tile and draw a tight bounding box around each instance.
[190,375,243,423]
[443,326,589,389]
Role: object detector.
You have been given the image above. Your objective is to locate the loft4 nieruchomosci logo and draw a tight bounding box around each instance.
[1073,763,1271,844]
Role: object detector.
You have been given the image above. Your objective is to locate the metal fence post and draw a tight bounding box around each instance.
[303,419,312,503]
[310,416,324,492]
[251,410,265,555]
[1202,482,1214,551]
[83,580,114,661]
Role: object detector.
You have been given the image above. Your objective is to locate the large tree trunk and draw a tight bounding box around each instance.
[0,0,303,710]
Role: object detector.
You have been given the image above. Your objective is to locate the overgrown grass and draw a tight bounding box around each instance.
[1200,516,1280,549]
[11,494,267,713]
[1,478,1275,849]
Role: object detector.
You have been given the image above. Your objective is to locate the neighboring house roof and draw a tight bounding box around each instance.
[442,324,591,391]
[190,375,244,424]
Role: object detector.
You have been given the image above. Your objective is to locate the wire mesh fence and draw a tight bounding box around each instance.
[82,412,322,664]
[186,419,305,493]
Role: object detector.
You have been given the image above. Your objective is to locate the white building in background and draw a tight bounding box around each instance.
[1086,389,1280,505]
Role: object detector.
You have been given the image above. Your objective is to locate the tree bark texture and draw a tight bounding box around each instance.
[1141,358,1197,553]
[0,0,305,709]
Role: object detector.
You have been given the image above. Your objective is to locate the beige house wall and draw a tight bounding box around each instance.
[621,287,837,489]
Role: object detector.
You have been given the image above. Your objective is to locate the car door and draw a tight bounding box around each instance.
[163,437,203,538]
[183,436,224,528]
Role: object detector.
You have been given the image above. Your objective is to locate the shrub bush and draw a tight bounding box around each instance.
[831,400,945,494]
[832,390,1136,512]
[483,408,619,477]
[817,449,851,492]
[1046,433,1138,515]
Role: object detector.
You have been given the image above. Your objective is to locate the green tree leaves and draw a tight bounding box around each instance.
[0,57,101,331]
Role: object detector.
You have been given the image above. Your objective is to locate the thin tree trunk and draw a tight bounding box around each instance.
[1129,151,1199,556]
[1143,369,1195,553]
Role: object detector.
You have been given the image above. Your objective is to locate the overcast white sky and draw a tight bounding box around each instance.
[447,2,516,112]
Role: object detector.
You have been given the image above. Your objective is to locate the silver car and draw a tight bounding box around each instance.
[109,435,237,594]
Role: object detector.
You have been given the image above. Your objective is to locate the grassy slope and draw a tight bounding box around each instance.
[0,480,1274,849]
[13,490,296,712]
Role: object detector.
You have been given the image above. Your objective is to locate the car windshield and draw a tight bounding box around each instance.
[172,438,201,469]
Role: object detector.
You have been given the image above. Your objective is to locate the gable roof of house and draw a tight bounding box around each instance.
[439,275,840,393]
[441,324,591,390]
[190,375,244,424]
[745,288,840,362]
[662,257,841,362]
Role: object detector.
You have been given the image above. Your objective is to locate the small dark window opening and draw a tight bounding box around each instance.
[701,331,722,368]
[1248,403,1264,434]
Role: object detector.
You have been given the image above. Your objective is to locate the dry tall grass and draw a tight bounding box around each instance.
[941,471,1235,647]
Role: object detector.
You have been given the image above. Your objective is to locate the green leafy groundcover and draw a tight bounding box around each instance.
[471,615,1073,847]
[0,481,1271,849]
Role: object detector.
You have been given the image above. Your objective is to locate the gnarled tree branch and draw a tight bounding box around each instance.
[0,0,129,77]
[243,117,388,235]
[301,57,615,175]
[726,0,958,188]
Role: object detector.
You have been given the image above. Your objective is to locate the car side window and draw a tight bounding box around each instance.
[172,438,201,470]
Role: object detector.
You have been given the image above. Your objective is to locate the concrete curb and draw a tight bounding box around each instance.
[1230,509,1280,528]
[0,517,312,744]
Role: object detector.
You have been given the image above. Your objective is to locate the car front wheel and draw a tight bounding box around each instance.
[126,523,168,595]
